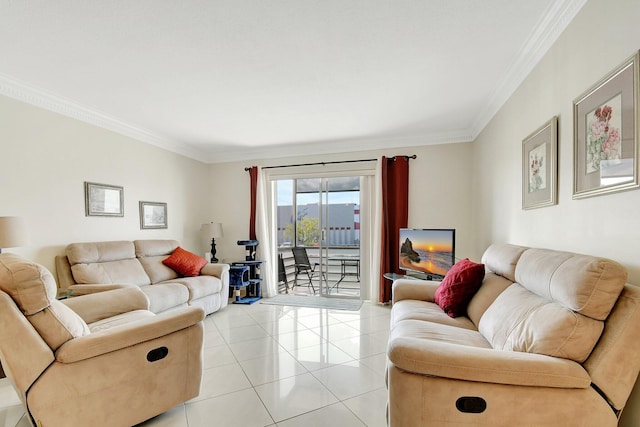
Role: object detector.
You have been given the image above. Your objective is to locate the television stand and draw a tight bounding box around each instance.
[383,272,443,282]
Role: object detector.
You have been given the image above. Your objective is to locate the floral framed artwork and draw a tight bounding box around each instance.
[85,182,124,217]
[522,116,558,209]
[573,52,639,199]
[139,201,167,229]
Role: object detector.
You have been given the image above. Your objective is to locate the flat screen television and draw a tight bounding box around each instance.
[399,228,455,279]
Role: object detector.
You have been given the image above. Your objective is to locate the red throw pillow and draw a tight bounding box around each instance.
[434,258,485,318]
[162,246,208,277]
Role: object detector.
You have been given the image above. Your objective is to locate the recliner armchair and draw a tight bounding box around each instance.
[0,253,205,427]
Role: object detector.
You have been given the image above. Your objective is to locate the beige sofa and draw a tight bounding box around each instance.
[56,239,229,315]
[388,243,640,426]
[0,253,204,427]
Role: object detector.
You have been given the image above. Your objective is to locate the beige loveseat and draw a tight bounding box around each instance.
[388,243,640,426]
[0,253,204,427]
[56,240,229,315]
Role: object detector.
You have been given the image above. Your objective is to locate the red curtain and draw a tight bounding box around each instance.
[379,156,410,303]
[249,166,258,240]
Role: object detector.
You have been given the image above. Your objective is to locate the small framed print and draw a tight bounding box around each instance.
[522,116,558,210]
[85,182,124,217]
[573,52,639,199]
[139,201,167,229]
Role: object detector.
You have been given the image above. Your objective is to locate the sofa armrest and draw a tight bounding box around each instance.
[66,283,137,296]
[388,335,591,389]
[62,287,150,324]
[392,280,440,303]
[200,263,230,278]
[55,306,205,363]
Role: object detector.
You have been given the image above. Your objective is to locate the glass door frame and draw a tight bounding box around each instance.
[267,163,377,301]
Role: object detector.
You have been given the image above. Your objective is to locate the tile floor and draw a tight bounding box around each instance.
[0,300,391,427]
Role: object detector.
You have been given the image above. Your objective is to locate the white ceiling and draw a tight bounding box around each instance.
[0,0,586,164]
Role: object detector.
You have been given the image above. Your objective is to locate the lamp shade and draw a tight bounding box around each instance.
[201,222,223,238]
[0,216,30,249]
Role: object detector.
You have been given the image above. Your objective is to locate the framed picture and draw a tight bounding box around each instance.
[573,52,639,199]
[522,116,558,209]
[85,182,124,217]
[139,201,167,229]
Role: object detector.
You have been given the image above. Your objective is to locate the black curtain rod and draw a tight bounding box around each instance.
[244,155,416,171]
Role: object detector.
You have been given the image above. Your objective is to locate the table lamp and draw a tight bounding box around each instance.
[0,216,30,253]
[201,222,223,263]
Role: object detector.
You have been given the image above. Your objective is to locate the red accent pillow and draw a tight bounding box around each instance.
[162,246,208,277]
[434,258,485,318]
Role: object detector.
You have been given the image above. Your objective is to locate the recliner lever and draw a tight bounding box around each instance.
[456,396,487,413]
[147,346,169,362]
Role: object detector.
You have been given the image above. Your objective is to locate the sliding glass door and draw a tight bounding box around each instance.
[276,175,362,298]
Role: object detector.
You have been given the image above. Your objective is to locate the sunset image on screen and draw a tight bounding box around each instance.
[399,229,455,277]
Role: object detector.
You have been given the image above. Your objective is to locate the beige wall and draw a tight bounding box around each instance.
[0,94,211,275]
[208,143,474,266]
[471,0,640,423]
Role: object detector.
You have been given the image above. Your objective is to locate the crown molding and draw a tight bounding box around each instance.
[0,72,209,162]
[469,0,588,139]
[205,129,474,164]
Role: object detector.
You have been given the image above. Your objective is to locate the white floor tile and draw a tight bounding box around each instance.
[240,351,308,386]
[203,328,226,348]
[331,334,388,359]
[0,404,26,427]
[186,388,273,427]
[296,313,343,329]
[359,353,389,377]
[344,315,390,334]
[254,373,338,422]
[191,363,251,402]
[312,361,386,400]
[220,324,271,344]
[288,343,355,372]
[260,316,308,336]
[276,402,366,427]
[310,322,361,341]
[343,387,389,427]
[247,308,291,324]
[0,379,21,407]
[229,336,288,362]
[203,344,237,369]
[275,329,326,352]
[212,312,259,330]
[137,404,188,427]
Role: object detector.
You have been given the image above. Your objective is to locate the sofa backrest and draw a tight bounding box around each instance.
[466,243,527,326]
[66,241,151,286]
[0,253,90,351]
[478,246,627,363]
[134,240,181,284]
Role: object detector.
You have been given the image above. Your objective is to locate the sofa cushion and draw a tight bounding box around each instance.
[162,276,223,300]
[134,239,180,258]
[138,256,180,284]
[515,248,627,320]
[140,283,190,314]
[434,259,485,318]
[71,259,151,286]
[479,283,604,363]
[162,247,208,277]
[481,243,527,282]
[66,241,136,265]
[392,300,477,331]
[466,272,514,327]
[28,300,91,350]
[0,253,57,315]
